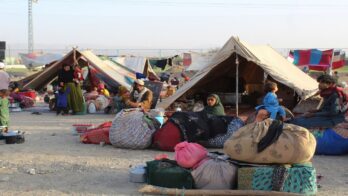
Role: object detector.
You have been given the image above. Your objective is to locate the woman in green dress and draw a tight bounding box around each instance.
[58,64,84,114]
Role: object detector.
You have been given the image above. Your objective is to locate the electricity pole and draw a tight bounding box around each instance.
[28,0,38,53]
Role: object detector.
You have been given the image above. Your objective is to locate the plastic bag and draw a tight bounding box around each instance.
[174,141,207,168]
[88,102,96,113]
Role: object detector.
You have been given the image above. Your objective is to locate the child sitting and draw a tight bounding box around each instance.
[0,90,10,133]
[255,82,287,121]
[56,87,70,115]
[97,83,110,97]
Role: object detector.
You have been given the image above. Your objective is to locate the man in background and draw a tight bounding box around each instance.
[126,79,153,109]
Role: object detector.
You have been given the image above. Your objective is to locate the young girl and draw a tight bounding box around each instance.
[97,82,110,97]
[255,82,287,121]
[73,64,84,85]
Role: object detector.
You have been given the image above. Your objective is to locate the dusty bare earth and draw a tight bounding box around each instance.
[0,107,347,196]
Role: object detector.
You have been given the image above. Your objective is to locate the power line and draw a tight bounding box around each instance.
[109,0,348,8]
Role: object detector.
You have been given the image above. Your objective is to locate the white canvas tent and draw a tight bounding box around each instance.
[19,53,63,69]
[157,36,318,109]
[185,52,215,71]
[23,50,135,90]
[112,56,160,80]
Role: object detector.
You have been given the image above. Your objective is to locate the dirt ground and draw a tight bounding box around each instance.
[0,109,347,196]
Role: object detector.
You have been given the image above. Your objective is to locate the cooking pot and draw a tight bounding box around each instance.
[2,131,25,144]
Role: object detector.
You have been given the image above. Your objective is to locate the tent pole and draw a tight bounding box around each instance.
[73,47,78,66]
[235,54,239,117]
[328,49,334,76]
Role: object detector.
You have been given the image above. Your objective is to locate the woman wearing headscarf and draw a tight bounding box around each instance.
[58,64,84,114]
[204,94,225,116]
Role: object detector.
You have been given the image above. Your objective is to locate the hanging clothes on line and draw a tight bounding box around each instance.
[150,59,168,70]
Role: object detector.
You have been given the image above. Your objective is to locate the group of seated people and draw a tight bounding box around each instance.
[190,74,346,130]
[253,74,345,128]
[105,79,154,114]
[84,71,346,131]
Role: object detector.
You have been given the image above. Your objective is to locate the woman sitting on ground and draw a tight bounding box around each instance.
[204,94,225,116]
[105,86,129,114]
[290,74,345,128]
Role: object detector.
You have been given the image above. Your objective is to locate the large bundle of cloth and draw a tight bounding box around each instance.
[238,163,317,195]
[191,153,238,190]
[169,111,235,142]
[109,109,160,149]
[10,92,35,108]
[205,117,244,148]
[224,119,316,164]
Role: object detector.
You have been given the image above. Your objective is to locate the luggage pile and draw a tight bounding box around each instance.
[133,139,317,195]
[107,109,243,150]
[72,109,319,194]
[152,111,244,151]
[135,118,317,195]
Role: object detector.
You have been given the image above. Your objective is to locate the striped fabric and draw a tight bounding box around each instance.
[289,49,346,71]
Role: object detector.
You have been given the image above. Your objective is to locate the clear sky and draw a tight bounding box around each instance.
[1,0,348,50]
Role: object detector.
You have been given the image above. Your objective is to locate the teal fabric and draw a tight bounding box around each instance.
[251,165,317,195]
[0,98,9,127]
[239,164,317,195]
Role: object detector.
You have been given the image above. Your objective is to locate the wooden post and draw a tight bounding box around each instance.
[328,49,334,76]
[139,185,302,196]
[235,53,239,117]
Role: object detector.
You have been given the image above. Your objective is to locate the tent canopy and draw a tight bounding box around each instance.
[19,52,63,69]
[112,56,160,80]
[157,36,318,109]
[23,50,135,90]
[185,52,215,71]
